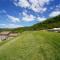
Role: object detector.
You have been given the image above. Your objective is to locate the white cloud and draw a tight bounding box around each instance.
[0,24,24,28]
[29,0,50,7]
[37,17,46,22]
[49,11,60,17]
[43,8,47,11]
[55,5,60,11]
[0,10,7,14]
[5,24,24,28]
[0,10,20,23]
[14,0,30,8]
[19,11,47,22]
[56,4,60,8]
[7,15,20,23]
[18,0,30,8]
[20,12,36,22]
[0,24,6,26]
[13,0,51,12]
[49,4,60,17]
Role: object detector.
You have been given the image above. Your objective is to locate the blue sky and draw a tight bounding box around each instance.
[0,0,60,28]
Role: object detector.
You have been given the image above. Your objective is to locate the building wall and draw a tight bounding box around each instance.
[0,35,8,40]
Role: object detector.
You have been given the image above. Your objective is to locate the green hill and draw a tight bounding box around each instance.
[0,31,60,60]
[0,15,60,32]
[11,15,60,33]
[0,15,60,60]
[32,15,60,30]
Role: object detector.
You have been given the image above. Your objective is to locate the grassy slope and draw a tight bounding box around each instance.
[0,31,60,60]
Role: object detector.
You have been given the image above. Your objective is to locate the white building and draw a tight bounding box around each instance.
[48,28,60,32]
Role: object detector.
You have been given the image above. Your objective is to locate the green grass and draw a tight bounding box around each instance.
[0,31,60,60]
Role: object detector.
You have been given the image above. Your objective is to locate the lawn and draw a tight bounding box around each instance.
[0,31,60,60]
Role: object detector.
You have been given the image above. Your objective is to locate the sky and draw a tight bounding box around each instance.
[0,0,60,28]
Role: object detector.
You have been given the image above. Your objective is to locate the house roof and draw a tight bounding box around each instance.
[53,28,60,30]
[0,31,10,35]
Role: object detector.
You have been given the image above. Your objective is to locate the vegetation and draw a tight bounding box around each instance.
[32,15,60,29]
[0,15,60,32]
[0,15,60,60]
[11,15,60,32]
[0,31,60,60]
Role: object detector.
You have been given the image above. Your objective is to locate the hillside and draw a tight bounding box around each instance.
[11,15,60,32]
[0,15,60,32]
[32,15,60,30]
[0,31,60,60]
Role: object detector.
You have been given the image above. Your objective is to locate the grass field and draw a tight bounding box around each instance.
[0,31,60,60]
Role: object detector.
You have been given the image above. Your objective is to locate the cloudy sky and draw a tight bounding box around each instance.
[0,0,60,28]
